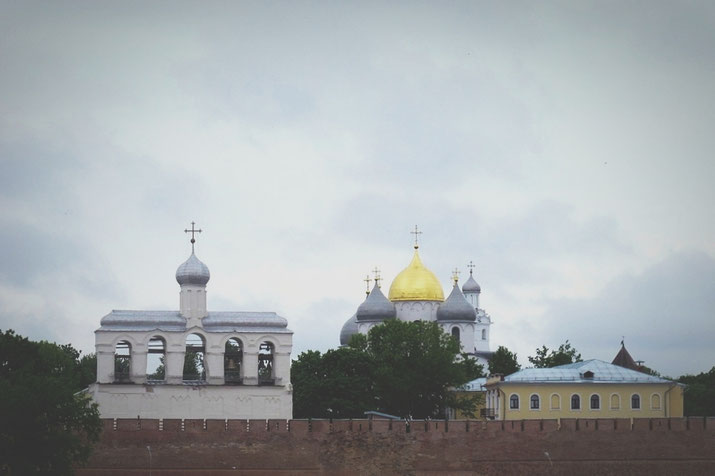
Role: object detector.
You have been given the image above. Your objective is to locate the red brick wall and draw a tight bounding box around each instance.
[77,417,715,475]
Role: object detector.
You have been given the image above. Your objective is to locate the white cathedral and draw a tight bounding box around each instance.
[339,234,494,368]
[87,224,293,420]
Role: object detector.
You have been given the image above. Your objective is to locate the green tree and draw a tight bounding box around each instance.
[355,319,483,419]
[678,367,715,416]
[528,340,582,368]
[292,347,375,418]
[0,330,102,475]
[488,346,521,376]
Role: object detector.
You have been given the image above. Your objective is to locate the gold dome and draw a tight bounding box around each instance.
[388,248,445,302]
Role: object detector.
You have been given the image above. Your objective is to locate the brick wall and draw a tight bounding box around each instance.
[77,417,715,475]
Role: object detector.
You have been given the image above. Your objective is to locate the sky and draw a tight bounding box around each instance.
[1,1,713,378]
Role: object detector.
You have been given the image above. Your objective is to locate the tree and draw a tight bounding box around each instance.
[0,330,102,475]
[528,340,582,368]
[678,367,715,416]
[292,320,483,419]
[488,346,521,376]
[292,347,375,419]
[354,319,483,419]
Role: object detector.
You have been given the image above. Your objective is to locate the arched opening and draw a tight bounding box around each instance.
[146,336,165,382]
[258,341,274,385]
[651,393,661,410]
[550,394,560,410]
[610,393,620,410]
[114,341,132,383]
[183,333,206,382]
[481,329,486,340]
[590,394,600,410]
[631,394,641,409]
[224,338,243,385]
[571,394,581,410]
[451,327,460,341]
[509,394,519,410]
[530,394,540,410]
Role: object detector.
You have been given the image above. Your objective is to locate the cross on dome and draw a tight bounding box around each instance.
[452,267,461,284]
[372,267,382,287]
[364,274,372,295]
[410,225,423,249]
[467,260,476,275]
[184,221,202,253]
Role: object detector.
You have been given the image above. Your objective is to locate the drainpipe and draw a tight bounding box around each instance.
[664,383,675,418]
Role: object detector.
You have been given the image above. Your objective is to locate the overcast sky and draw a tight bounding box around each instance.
[1,1,713,377]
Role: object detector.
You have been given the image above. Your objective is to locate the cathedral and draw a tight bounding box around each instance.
[340,229,494,368]
[87,224,293,420]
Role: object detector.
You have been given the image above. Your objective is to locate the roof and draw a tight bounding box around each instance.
[612,344,639,371]
[175,252,210,286]
[494,360,675,384]
[436,283,477,322]
[356,283,396,322]
[388,249,445,302]
[340,312,358,346]
[97,310,291,333]
[460,377,487,392]
[462,272,481,293]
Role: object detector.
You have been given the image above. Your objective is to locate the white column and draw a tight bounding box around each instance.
[273,351,291,386]
[242,351,259,385]
[97,350,114,383]
[205,350,224,385]
[165,350,185,384]
[131,350,148,384]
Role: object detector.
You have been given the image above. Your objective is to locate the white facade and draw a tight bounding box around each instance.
[88,241,293,420]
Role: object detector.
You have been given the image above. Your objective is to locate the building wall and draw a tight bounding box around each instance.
[488,382,684,420]
[77,417,715,475]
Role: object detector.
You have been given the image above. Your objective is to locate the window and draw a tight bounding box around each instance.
[114,341,131,383]
[451,327,460,341]
[224,338,243,384]
[631,394,641,409]
[509,394,519,409]
[183,333,206,382]
[651,393,661,410]
[530,394,540,410]
[550,394,561,410]
[481,329,486,340]
[590,394,600,410]
[146,337,165,381]
[571,394,581,410]
[610,394,620,410]
[258,341,274,385]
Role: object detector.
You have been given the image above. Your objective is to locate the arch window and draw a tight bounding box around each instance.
[146,337,165,382]
[610,394,620,410]
[550,394,561,410]
[590,394,600,410]
[114,341,131,383]
[631,394,641,410]
[258,341,274,385]
[509,394,519,410]
[571,394,581,410]
[183,333,206,382]
[481,329,486,340]
[530,394,540,410]
[651,393,661,410]
[451,327,460,341]
[224,338,243,385]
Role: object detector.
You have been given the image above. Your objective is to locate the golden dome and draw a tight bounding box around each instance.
[388,248,445,302]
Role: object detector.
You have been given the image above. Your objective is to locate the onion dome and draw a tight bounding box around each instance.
[176,252,210,286]
[340,313,359,346]
[388,249,445,302]
[357,283,396,322]
[437,282,477,321]
[462,271,481,293]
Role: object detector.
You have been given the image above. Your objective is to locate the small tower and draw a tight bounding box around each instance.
[436,269,477,351]
[462,261,481,309]
[176,222,210,327]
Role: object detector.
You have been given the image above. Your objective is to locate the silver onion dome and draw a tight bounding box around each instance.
[176,252,210,286]
[340,312,359,346]
[462,273,481,293]
[356,283,396,322]
[437,283,477,321]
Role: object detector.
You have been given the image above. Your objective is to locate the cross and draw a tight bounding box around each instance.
[372,267,382,287]
[184,221,202,253]
[410,225,422,249]
[467,260,476,275]
[364,274,372,296]
[452,267,460,284]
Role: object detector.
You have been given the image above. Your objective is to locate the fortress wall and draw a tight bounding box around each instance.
[78,417,715,475]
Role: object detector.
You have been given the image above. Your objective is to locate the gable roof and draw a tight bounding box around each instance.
[499,359,673,384]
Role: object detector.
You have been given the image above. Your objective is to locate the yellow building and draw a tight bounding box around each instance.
[484,359,684,420]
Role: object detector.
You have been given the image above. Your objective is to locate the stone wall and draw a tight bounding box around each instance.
[77,417,715,475]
